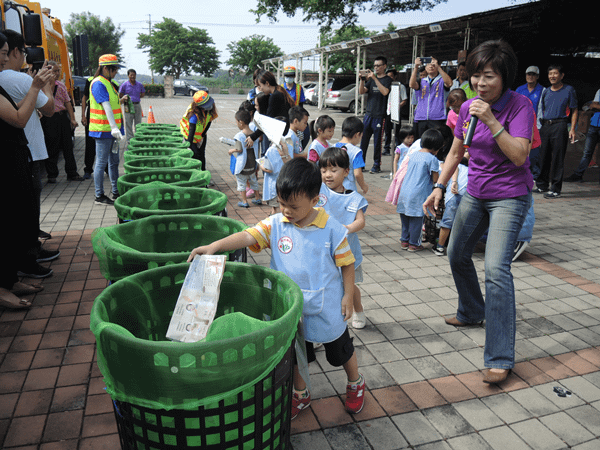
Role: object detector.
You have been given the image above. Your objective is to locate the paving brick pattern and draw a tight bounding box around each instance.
[1,96,600,449]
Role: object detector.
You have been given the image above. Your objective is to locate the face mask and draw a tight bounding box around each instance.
[285,77,295,84]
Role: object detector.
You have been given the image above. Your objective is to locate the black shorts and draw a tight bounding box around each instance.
[305,328,354,367]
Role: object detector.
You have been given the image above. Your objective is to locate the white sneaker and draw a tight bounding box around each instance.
[352,311,366,329]
[513,241,528,261]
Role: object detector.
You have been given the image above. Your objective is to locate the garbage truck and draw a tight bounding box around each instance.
[1,0,75,96]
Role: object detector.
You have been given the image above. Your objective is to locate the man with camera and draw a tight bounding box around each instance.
[409,56,452,138]
[359,56,392,174]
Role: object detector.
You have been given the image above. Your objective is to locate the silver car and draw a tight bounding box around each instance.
[325,84,364,112]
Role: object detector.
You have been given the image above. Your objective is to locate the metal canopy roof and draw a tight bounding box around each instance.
[262,1,597,69]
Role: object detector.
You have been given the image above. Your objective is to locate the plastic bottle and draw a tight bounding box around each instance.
[219,137,236,146]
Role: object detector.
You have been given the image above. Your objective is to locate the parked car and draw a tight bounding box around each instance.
[304,84,317,105]
[173,79,210,96]
[71,75,88,106]
[325,84,364,112]
[306,78,354,106]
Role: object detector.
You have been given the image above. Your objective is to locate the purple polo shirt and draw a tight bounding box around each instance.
[119,80,145,103]
[414,75,447,121]
[455,89,534,199]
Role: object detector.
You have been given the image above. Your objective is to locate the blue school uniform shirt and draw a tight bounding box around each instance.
[445,163,468,202]
[270,212,348,343]
[395,143,410,172]
[230,130,258,175]
[286,130,303,155]
[397,151,440,217]
[317,184,368,269]
[333,142,365,191]
[262,144,286,202]
[308,139,329,162]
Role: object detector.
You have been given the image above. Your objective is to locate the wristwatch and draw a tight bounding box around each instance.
[433,183,446,190]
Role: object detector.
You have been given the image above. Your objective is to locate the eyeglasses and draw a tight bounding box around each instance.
[373,64,385,68]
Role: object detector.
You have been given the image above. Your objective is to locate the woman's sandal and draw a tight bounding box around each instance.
[0,288,32,309]
[10,282,44,296]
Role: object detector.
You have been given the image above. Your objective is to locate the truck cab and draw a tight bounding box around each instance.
[1,1,74,96]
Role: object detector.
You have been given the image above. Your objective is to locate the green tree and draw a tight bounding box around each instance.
[320,26,373,73]
[252,0,447,29]
[226,35,282,73]
[65,12,125,75]
[383,22,397,33]
[137,18,219,79]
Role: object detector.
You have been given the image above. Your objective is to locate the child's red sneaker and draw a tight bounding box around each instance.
[291,390,311,420]
[345,374,365,414]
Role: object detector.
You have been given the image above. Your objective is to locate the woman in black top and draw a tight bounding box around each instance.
[245,70,295,148]
[0,33,54,309]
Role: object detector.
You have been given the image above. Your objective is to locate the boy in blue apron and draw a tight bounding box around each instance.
[188,158,366,419]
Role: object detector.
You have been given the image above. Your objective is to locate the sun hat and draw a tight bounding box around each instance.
[98,54,125,68]
[193,90,214,110]
[525,66,539,75]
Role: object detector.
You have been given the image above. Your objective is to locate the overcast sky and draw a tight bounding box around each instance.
[45,0,530,76]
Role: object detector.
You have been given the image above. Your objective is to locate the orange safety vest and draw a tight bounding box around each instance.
[179,106,213,144]
[89,76,122,133]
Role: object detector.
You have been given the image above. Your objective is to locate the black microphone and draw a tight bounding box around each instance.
[463,115,478,148]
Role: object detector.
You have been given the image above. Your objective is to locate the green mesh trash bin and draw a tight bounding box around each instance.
[136,123,179,132]
[91,214,247,281]
[114,182,227,221]
[90,262,302,449]
[124,156,202,174]
[129,135,184,147]
[135,129,179,138]
[124,148,193,163]
[117,169,211,195]
[128,140,191,151]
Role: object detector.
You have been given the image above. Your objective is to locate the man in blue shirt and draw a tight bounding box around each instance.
[535,65,578,199]
[565,89,600,183]
[515,66,544,112]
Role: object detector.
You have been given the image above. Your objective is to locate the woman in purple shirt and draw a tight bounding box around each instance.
[424,40,534,385]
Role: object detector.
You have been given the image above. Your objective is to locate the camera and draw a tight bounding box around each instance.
[420,57,432,64]
[359,69,369,79]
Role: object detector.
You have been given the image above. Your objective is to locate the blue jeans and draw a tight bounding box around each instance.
[529,146,540,180]
[574,125,600,178]
[93,138,119,198]
[399,214,424,246]
[447,191,531,369]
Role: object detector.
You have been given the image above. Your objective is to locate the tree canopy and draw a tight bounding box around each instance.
[226,35,282,73]
[137,18,220,79]
[65,12,124,75]
[252,0,447,29]
[320,26,374,73]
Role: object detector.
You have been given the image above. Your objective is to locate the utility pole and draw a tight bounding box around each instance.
[148,14,154,83]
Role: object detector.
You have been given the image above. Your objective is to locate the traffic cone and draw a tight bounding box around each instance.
[147,106,155,124]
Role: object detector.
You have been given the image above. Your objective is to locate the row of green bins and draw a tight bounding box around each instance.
[124,147,193,162]
[135,123,179,133]
[90,262,302,449]
[124,156,202,174]
[129,135,184,148]
[135,128,181,138]
[117,169,211,195]
[114,183,227,221]
[91,214,245,282]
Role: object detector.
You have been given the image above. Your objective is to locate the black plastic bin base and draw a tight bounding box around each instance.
[113,345,294,450]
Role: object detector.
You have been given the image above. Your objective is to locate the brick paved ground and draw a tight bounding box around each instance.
[1,95,600,449]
